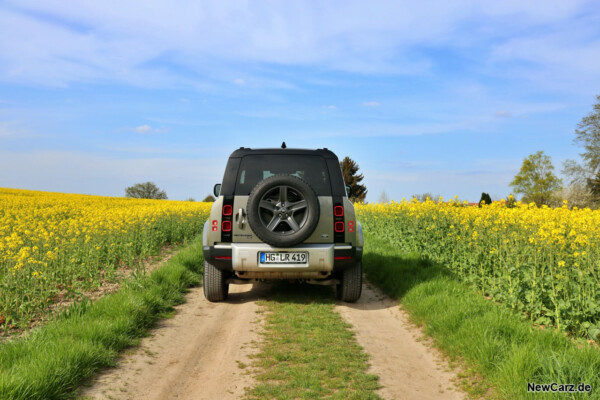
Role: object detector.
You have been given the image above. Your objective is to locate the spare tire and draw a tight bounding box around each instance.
[247,174,320,247]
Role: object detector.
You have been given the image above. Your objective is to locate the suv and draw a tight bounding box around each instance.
[202,146,363,302]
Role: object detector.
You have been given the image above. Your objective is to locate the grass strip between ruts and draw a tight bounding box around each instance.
[247,283,381,400]
[0,235,204,400]
[363,234,600,400]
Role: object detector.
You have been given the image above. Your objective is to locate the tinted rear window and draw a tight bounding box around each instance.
[235,155,331,195]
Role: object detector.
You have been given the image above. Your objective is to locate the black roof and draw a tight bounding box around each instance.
[229,147,339,160]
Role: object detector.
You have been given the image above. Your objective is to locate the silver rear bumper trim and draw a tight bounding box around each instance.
[231,243,334,272]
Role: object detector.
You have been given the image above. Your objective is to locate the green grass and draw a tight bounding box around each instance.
[364,234,600,399]
[247,284,381,400]
[0,235,204,400]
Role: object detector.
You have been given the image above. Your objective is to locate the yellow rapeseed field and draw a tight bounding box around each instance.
[3,187,599,340]
[0,188,210,330]
[357,198,600,340]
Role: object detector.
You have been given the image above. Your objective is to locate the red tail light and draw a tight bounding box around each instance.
[222,221,232,232]
[334,206,344,217]
[223,205,233,216]
[334,221,345,232]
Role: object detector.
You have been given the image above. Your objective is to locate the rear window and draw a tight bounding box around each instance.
[235,155,331,195]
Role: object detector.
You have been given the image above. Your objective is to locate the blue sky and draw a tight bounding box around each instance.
[1,1,600,202]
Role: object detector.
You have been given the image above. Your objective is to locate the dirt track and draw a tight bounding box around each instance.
[81,281,465,400]
[81,284,265,400]
[335,283,465,400]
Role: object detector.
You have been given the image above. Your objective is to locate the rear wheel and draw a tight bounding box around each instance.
[203,260,229,302]
[336,261,362,303]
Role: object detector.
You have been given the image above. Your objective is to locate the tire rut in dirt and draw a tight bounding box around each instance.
[335,282,465,400]
[81,283,272,400]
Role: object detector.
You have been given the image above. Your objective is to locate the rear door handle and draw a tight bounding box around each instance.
[237,208,246,229]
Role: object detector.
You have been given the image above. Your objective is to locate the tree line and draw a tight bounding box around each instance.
[510,94,600,208]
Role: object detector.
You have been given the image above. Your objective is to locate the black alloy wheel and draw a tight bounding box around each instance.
[247,175,320,247]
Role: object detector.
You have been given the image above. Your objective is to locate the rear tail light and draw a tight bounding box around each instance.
[334,206,344,217]
[333,202,345,241]
[220,197,234,242]
[222,221,232,232]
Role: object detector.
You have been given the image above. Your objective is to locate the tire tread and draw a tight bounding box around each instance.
[203,260,229,302]
[337,261,362,302]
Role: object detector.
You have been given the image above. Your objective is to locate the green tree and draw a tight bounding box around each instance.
[510,151,561,206]
[340,156,367,203]
[479,192,492,207]
[575,95,600,172]
[550,183,596,209]
[563,95,600,202]
[589,171,600,197]
[411,192,440,203]
[202,194,216,202]
[125,182,168,200]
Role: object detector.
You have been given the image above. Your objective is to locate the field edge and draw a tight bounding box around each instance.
[363,234,600,400]
[0,235,205,400]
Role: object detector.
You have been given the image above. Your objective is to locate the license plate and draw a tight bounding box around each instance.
[259,251,308,265]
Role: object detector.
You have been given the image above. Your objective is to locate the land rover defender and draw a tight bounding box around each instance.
[202,146,363,302]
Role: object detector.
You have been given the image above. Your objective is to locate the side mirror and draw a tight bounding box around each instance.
[345,185,351,197]
[213,183,221,197]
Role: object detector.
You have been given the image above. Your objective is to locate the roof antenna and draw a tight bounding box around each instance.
[281,141,287,149]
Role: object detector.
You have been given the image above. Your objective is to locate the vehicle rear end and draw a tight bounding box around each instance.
[202,148,363,302]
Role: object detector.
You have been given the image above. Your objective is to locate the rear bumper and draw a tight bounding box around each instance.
[202,244,234,271]
[202,243,361,275]
[332,245,363,271]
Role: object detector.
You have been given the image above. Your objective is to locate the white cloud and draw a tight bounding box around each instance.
[233,78,246,86]
[1,0,596,89]
[0,121,28,137]
[134,124,152,133]
[321,105,337,110]
[494,110,511,118]
[0,121,16,137]
[132,125,168,134]
[362,101,380,107]
[303,119,484,137]
[488,26,600,94]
